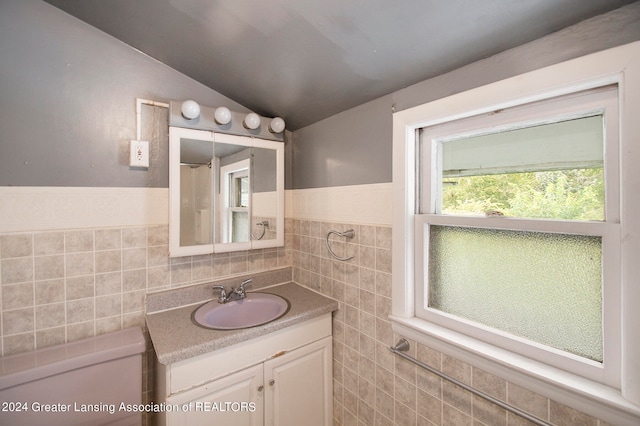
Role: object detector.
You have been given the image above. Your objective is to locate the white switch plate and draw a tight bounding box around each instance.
[130,140,149,168]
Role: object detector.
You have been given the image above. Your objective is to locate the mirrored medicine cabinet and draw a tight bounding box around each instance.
[169,126,284,257]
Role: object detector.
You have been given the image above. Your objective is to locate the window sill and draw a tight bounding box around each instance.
[389,315,640,426]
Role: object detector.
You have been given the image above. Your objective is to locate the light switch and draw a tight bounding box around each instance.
[130,140,149,168]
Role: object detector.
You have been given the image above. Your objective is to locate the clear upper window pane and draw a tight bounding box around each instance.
[439,115,605,220]
[230,173,249,208]
[428,225,603,362]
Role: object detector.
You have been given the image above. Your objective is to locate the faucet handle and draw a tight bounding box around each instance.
[212,285,228,303]
[235,279,252,299]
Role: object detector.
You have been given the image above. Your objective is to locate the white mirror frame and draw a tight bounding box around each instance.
[169,126,285,257]
[212,132,285,253]
[169,127,214,257]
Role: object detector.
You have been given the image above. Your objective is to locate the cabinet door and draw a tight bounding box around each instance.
[166,364,264,426]
[264,336,332,426]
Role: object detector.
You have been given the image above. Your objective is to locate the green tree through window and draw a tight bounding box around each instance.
[442,168,604,221]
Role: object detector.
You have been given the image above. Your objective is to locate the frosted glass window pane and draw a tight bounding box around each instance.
[428,225,603,362]
[232,211,249,242]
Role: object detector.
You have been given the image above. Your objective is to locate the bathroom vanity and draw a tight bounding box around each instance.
[146,276,338,426]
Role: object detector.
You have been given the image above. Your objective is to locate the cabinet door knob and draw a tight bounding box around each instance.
[268,379,275,386]
[257,385,264,392]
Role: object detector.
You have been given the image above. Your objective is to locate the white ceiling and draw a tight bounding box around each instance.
[43,0,636,130]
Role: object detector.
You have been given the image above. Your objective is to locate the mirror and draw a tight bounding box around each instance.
[250,147,278,242]
[169,127,284,257]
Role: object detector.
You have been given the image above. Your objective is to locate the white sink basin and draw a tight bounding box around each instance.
[192,293,290,330]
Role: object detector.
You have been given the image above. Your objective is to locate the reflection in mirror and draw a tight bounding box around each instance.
[214,142,252,244]
[179,138,213,247]
[169,127,284,257]
[251,147,278,241]
[169,127,215,257]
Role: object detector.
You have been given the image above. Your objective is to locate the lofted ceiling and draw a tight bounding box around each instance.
[44,0,636,130]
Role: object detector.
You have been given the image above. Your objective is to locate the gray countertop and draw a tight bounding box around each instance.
[146,282,339,365]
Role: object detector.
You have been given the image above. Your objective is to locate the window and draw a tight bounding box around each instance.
[391,42,640,422]
[220,159,250,243]
[415,87,619,382]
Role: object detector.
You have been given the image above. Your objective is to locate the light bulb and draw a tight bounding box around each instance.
[244,112,261,130]
[181,100,200,120]
[214,107,231,125]
[269,117,285,133]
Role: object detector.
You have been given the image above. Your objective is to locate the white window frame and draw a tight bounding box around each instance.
[220,158,250,243]
[416,86,619,383]
[391,42,640,425]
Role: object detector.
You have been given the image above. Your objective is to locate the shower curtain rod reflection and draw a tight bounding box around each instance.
[180,161,212,168]
[389,339,552,426]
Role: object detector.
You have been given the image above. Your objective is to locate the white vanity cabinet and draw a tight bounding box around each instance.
[155,314,333,426]
[263,337,331,426]
[165,364,264,426]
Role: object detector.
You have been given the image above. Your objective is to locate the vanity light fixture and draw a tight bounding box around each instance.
[244,112,261,130]
[214,106,232,125]
[181,100,201,120]
[269,117,285,133]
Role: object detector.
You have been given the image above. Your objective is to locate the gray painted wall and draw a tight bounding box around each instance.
[0,0,250,188]
[2,1,639,190]
[290,2,640,189]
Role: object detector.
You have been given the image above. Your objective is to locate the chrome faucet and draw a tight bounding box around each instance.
[212,285,230,303]
[212,278,252,304]
[234,278,252,299]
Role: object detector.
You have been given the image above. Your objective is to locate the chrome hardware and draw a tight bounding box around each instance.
[212,285,229,304]
[251,221,269,240]
[392,338,410,352]
[212,278,252,303]
[326,229,356,261]
[389,339,552,426]
[234,278,252,299]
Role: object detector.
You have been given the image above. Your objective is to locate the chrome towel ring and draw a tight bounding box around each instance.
[326,229,355,261]
[251,221,269,240]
